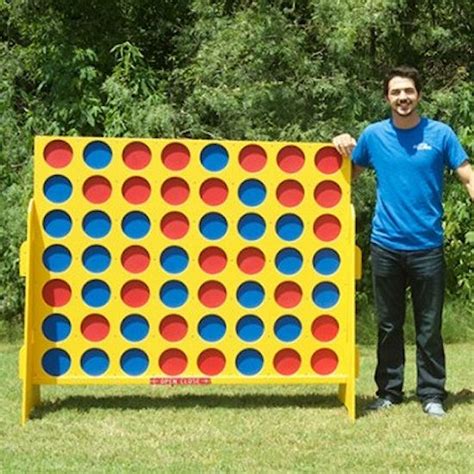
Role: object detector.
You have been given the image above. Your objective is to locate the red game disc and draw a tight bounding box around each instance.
[161,212,190,239]
[81,314,110,341]
[198,349,226,376]
[83,176,112,204]
[122,177,151,204]
[277,180,304,207]
[44,140,73,168]
[199,178,228,206]
[277,146,305,173]
[161,177,190,205]
[313,215,341,241]
[273,349,301,375]
[311,315,339,342]
[121,280,150,307]
[315,147,342,174]
[314,181,342,208]
[160,314,188,341]
[121,246,150,273]
[42,279,72,307]
[239,145,267,172]
[311,349,338,375]
[162,143,190,170]
[123,142,151,170]
[198,281,227,308]
[159,349,188,375]
[237,247,265,274]
[274,282,302,308]
[199,247,227,274]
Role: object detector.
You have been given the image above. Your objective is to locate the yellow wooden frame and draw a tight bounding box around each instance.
[20,136,361,423]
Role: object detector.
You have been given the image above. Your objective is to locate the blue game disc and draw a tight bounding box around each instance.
[83,211,111,239]
[42,349,71,376]
[274,315,302,342]
[312,282,340,309]
[199,213,228,240]
[43,210,72,238]
[82,245,111,273]
[276,214,303,241]
[198,315,226,342]
[82,280,111,307]
[238,214,266,241]
[160,281,189,308]
[121,211,151,239]
[237,281,265,308]
[236,349,264,376]
[275,248,303,275]
[42,314,71,342]
[313,248,341,275]
[81,349,109,376]
[121,314,150,342]
[160,246,189,273]
[238,179,267,207]
[42,245,72,272]
[200,144,229,172]
[43,175,73,203]
[84,141,112,169]
[236,315,264,342]
[120,349,149,376]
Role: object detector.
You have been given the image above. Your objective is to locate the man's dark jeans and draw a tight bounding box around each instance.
[370,243,447,403]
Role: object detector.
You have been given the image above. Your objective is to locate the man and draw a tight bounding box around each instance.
[333,66,473,417]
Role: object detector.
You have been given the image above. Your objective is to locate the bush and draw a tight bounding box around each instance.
[0,0,472,341]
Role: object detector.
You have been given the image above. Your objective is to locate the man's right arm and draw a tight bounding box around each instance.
[332,133,365,180]
[455,161,474,201]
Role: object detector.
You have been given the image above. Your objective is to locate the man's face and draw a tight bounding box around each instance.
[385,76,420,117]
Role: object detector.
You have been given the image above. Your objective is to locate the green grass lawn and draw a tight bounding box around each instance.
[0,343,472,473]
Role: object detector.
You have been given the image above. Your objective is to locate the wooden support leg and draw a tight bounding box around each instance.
[20,345,41,425]
[338,380,356,421]
[22,380,41,425]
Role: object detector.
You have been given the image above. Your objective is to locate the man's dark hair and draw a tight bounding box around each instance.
[383,66,422,96]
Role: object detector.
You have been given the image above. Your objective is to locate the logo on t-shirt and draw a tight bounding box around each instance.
[413,142,433,151]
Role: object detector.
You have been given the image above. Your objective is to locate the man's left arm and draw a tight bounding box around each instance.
[455,161,474,201]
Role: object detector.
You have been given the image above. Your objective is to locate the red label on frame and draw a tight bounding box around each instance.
[150,377,212,385]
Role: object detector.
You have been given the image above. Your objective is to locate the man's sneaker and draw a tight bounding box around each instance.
[423,400,446,418]
[367,397,394,411]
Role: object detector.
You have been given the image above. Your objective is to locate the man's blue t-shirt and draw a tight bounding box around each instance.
[352,117,468,251]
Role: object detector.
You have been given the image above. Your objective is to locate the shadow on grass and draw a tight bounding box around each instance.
[31,389,472,420]
[403,389,473,409]
[443,389,473,410]
[31,392,346,420]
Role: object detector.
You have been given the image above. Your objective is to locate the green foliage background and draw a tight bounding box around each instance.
[1,0,472,340]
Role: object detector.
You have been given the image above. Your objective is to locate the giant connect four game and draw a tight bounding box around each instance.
[20,136,361,423]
